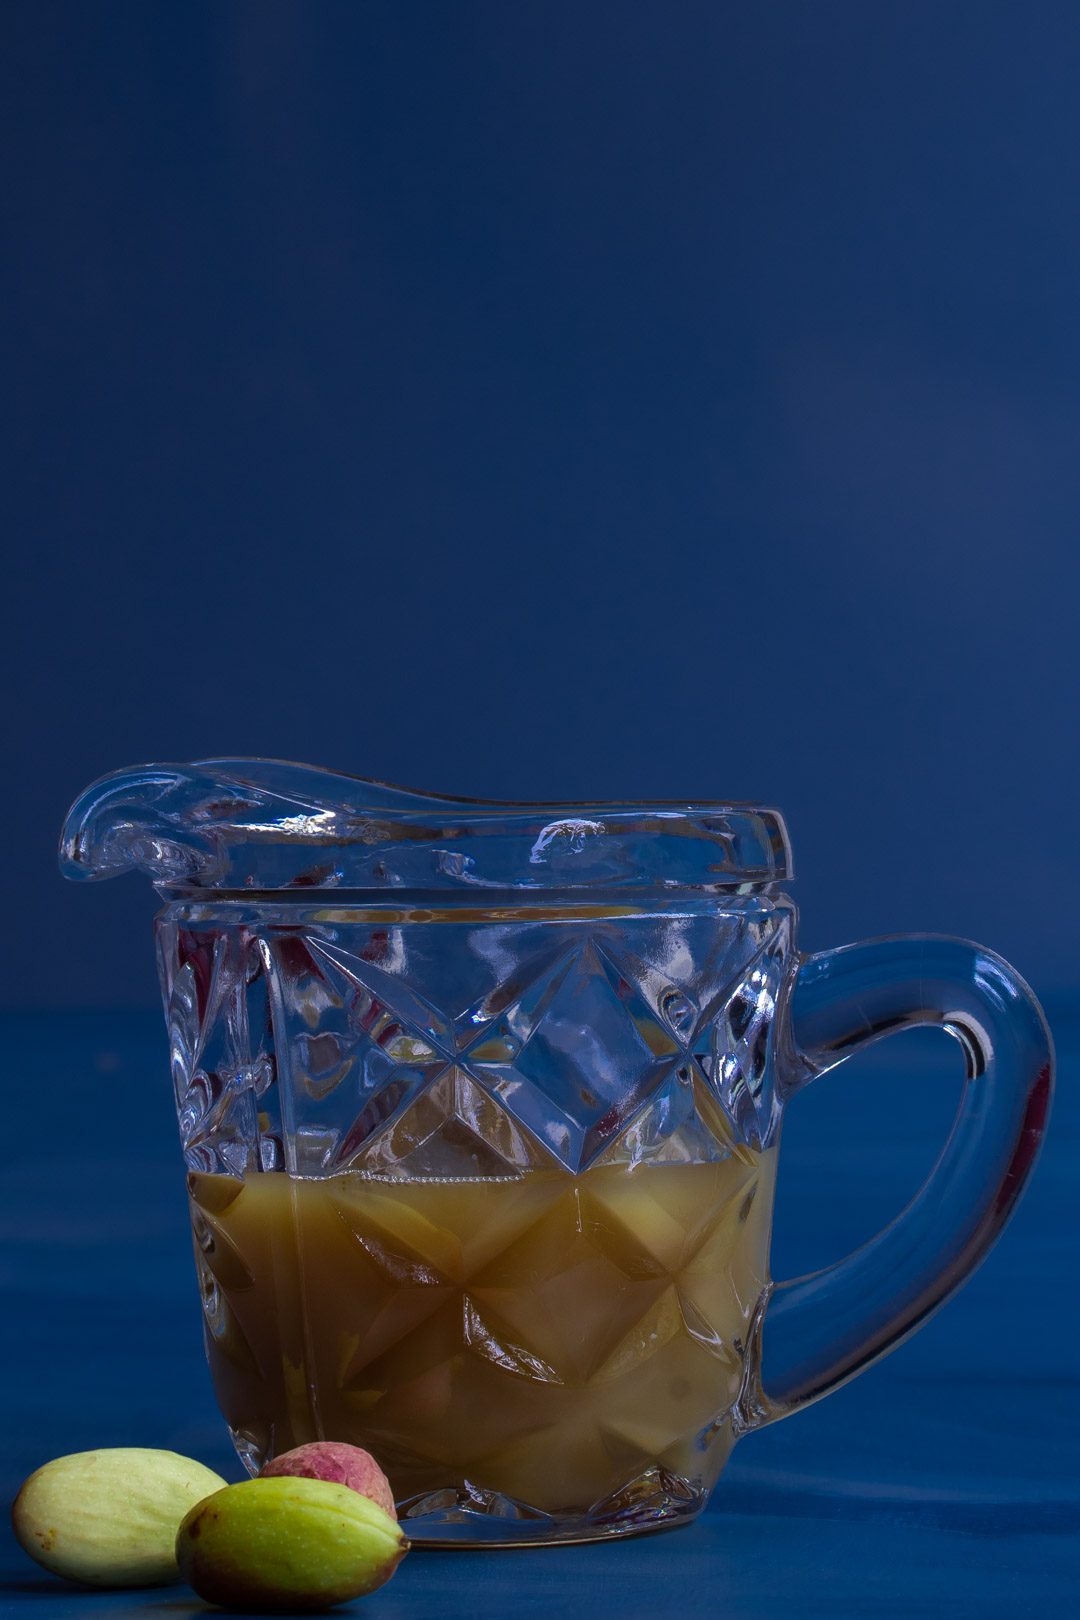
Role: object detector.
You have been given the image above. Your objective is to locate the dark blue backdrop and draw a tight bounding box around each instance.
[3,11,1079,1614]
[3,0,1078,1008]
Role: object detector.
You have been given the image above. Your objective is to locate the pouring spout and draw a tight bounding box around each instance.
[57,759,486,889]
[59,766,233,884]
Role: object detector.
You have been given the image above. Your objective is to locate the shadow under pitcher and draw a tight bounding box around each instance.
[61,762,1053,1546]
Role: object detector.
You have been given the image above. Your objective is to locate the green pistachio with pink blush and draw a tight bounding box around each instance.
[175,1476,408,1612]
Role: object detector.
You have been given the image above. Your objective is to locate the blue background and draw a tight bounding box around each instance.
[3,0,1079,1008]
[2,4,1077,1615]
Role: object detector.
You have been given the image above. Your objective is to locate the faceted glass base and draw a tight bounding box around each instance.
[397,1471,706,1546]
[400,1499,704,1548]
[234,1422,708,1546]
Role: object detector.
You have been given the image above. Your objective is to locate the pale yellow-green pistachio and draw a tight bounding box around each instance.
[12,1448,228,1586]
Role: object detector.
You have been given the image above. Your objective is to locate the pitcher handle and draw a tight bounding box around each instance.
[753,934,1053,1422]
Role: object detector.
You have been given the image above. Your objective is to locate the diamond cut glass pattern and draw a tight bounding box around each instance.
[460,941,683,1168]
[187,1150,776,1521]
[156,898,791,1539]
[160,910,792,1180]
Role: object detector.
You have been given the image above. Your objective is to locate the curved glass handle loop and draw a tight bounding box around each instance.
[755,935,1053,1423]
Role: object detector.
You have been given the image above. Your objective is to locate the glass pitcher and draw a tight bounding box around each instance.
[60,761,1053,1546]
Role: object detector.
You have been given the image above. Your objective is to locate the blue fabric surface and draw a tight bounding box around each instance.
[2,1008,1076,1617]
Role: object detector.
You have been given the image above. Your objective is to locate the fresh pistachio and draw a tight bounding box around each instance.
[11,1448,227,1587]
[175,1476,408,1611]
